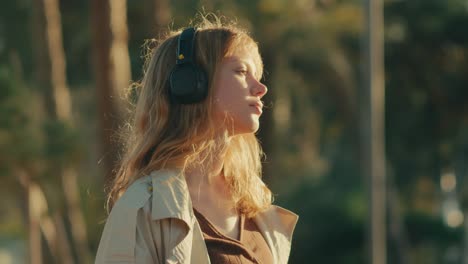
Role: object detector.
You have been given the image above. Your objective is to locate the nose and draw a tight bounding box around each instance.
[251,80,268,98]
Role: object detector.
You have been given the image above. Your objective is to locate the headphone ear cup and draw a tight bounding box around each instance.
[195,67,208,100]
[169,63,208,104]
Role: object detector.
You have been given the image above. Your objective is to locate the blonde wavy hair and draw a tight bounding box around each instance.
[107,16,272,217]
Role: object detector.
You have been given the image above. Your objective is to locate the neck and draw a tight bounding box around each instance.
[184,135,235,210]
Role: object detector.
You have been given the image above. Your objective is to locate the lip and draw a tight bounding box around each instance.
[250,102,263,115]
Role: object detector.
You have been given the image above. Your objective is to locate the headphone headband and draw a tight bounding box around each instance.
[169,27,208,104]
[176,27,196,64]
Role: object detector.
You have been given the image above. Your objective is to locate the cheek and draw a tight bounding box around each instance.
[212,79,232,116]
[212,72,251,124]
[213,78,238,110]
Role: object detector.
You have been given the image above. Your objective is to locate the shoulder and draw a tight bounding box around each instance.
[101,175,154,242]
[112,175,153,211]
[95,176,154,262]
[112,169,182,212]
[95,173,192,263]
[110,169,192,223]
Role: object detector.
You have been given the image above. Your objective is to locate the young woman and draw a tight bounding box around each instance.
[95,16,298,264]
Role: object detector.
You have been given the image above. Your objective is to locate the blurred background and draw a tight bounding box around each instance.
[1,0,468,263]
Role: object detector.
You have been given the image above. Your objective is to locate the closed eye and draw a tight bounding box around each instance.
[236,69,248,75]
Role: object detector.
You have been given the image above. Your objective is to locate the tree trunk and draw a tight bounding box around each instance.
[388,176,411,264]
[91,0,131,185]
[362,0,387,263]
[62,168,91,263]
[32,0,91,262]
[53,212,75,264]
[18,168,76,264]
[32,0,71,120]
[27,181,44,264]
[144,0,171,36]
[17,169,51,264]
[464,208,468,264]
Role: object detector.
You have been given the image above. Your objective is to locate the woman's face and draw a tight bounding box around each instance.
[212,46,268,135]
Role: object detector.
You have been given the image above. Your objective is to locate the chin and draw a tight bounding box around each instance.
[227,116,260,135]
[251,124,260,133]
[235,122,260,135]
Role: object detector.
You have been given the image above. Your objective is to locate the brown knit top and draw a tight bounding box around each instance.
[193,208,273,264]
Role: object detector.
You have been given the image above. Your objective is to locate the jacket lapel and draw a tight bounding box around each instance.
[254,206,299,264]
[149,169,210,264]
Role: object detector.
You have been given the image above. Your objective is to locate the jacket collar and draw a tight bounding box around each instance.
[148,169,298,263]
[254,206,298,263]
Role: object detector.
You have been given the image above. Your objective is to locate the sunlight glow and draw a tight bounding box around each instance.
[441,171,456,192]
[446,209,464,228]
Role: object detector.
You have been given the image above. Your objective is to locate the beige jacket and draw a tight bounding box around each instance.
[95,169,298,264]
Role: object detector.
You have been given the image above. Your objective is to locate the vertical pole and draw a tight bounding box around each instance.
[464,208,468,264]
[362,0,386,263]
[28,182,43,264]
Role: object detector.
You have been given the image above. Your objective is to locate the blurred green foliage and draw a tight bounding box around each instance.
[1,0,468,263]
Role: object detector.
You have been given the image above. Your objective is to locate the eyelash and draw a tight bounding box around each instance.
[236,69,248,75]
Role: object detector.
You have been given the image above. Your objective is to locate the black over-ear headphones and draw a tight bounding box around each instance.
[169,28,208,104]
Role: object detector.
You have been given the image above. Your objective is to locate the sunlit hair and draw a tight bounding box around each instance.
[107,15,272,217]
